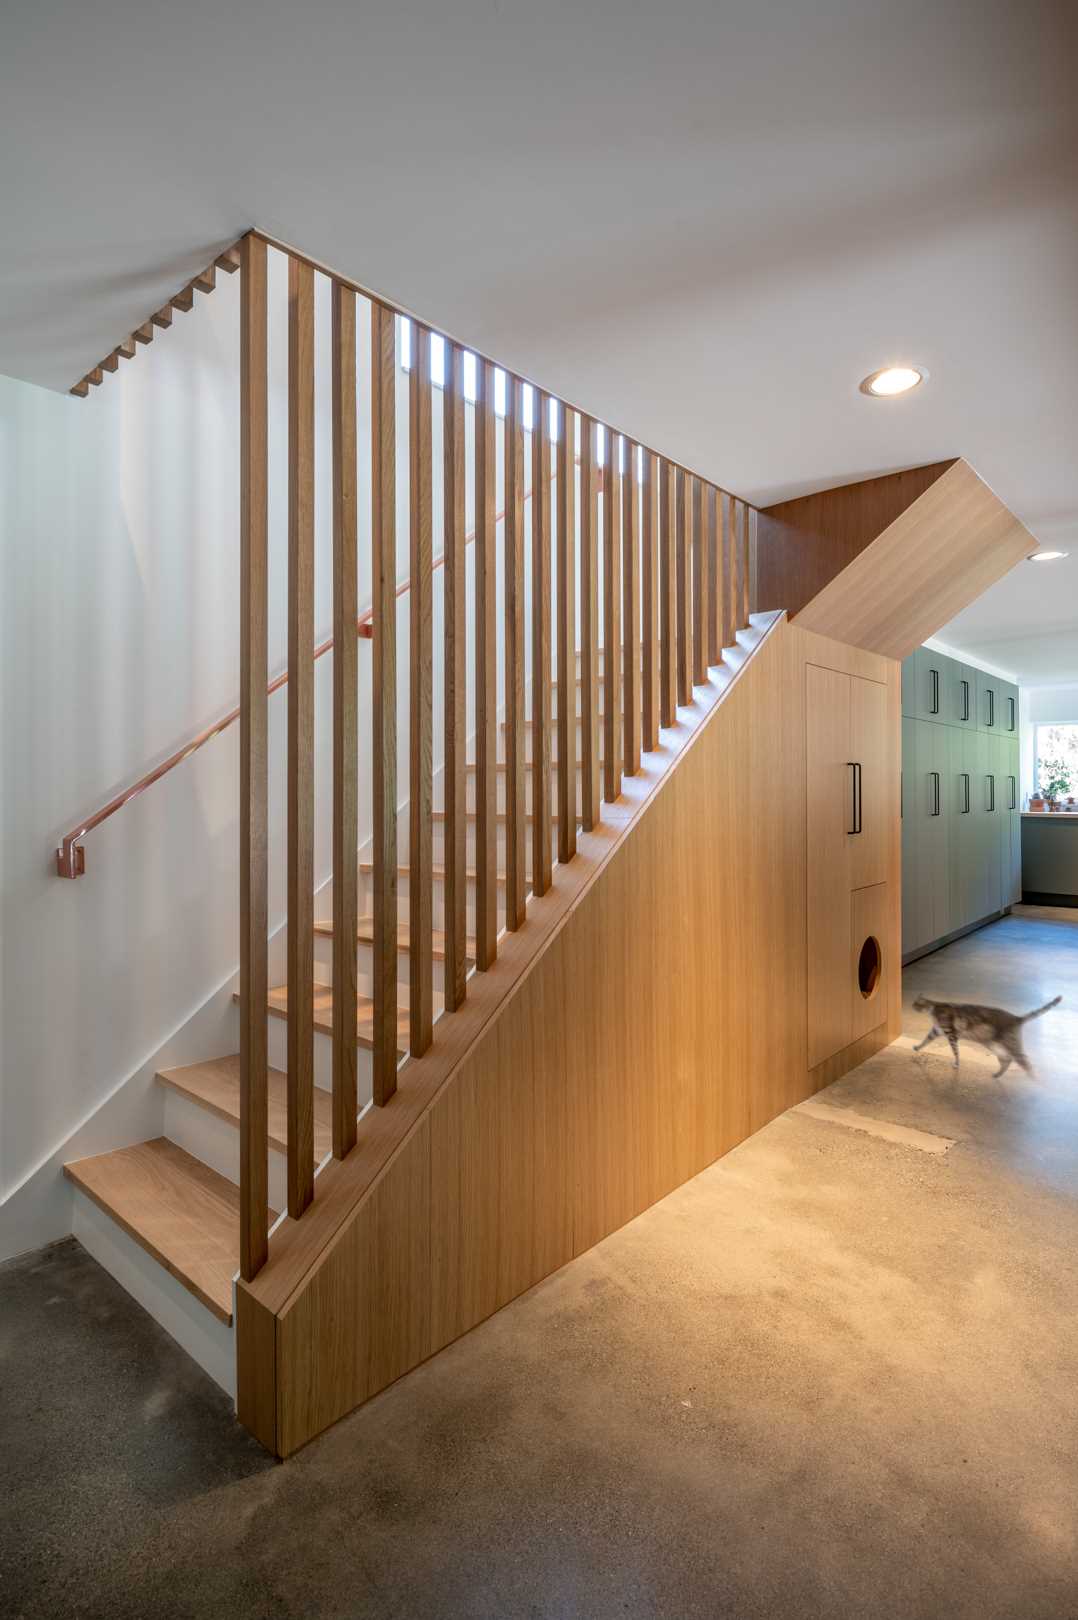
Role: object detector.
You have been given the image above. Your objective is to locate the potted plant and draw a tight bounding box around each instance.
[1039,757,1071,810]
[1029,794,1046,813]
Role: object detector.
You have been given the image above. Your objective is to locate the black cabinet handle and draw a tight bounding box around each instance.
[987,689,995,727]
[1008,696,1015,731]
[930,771,940,817]
[847,762,862,834]
[961,772,971,814]
[987,775,995,812]
[930,667,940,715]
[1009,775,1016,811]
[961,678,970,722]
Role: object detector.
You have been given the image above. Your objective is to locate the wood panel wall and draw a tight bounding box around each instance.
[241,615,901,1456]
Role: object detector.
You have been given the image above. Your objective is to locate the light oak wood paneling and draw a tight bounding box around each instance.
[772,460,1034,658]
[443,345,468,1008]
[505,377,527,928]
[409,327,434,1055]
[475,360,498,965]
[371,303,398,1106]
[580,419,600,830]
[756,461,955,618]
[641,451,659,752]
[707,484,720,665]
[806,661,854,1069]
[532,393,554,895]
[556,407,577,864]
[331,281,358,1156]
[253,616,864,1455]
[603,432,623,801]
[239,231,269,1280]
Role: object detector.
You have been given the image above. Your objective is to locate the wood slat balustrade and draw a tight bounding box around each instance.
[331,281,358,1159]
[239,232,269,1282]
[409,327,434,1056]
[286,255,315,1218]
[226,233,769,1283]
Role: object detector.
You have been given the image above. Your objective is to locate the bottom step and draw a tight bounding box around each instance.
[63,1138,273,1324]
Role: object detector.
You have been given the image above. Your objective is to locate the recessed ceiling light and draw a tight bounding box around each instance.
[1027,550,1069,563]
[859,365,926,397]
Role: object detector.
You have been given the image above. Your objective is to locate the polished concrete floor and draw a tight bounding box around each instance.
[3,906,1077,1619]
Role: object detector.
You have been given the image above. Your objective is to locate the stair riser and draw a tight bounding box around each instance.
[163,1086,291,1213]
[265,1011,376,1108]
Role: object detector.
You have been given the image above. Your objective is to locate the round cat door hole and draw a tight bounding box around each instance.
[857,935,882,1000]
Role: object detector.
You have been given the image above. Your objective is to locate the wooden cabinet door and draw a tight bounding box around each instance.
[849,674,888,889]
[901,716,921,955]
[806,663,852,1067]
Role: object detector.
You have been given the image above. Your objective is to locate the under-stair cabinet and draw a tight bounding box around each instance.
[901,646,1020,962]
[805,649,897,1071]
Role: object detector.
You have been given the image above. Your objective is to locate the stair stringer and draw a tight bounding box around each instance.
[238,611,823,1456]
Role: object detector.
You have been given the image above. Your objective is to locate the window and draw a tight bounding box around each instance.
[1034,722,1078,799]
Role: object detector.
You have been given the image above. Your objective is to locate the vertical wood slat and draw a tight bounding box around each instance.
[442,346,467,1010]
[658,459,676,728]
[239,233,268,1280]
[505,377,527,929]
[739,505,748,625]
[675,470,692,706]
[729,496,741,632]
[409,327,433,1055]
[641,451,659,752]
[474,360,498,969]
[531,393,553,896]
[371,303,398,1106]
[707,484,721,665]
[602,432,622,801]
[556,407,577,864]
[692,477,710,685]
[286,255,315,1219]
[579,419,600,830]
[622,443,641,775]
[721,491,735,652]
[331,281,358,1159]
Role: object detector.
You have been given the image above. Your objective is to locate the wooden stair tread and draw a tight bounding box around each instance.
[359,862,509,884]
[156,1054,333,1163]
[256,983,443,1053]
[314,917,476,962]
[63,1138,267,1324]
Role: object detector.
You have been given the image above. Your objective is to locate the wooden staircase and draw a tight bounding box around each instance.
[61,648,733,1352]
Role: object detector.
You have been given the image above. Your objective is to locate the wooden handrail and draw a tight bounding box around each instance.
[54,472,560,877]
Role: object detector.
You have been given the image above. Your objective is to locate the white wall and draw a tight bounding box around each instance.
[0,250,558,1245]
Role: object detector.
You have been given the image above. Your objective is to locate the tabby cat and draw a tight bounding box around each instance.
[911,994,1061,1077]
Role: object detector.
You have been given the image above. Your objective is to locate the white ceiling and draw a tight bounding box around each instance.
[3,0,1076,681]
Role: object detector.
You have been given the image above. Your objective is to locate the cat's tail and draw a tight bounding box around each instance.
[1019,995,1062,1023]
